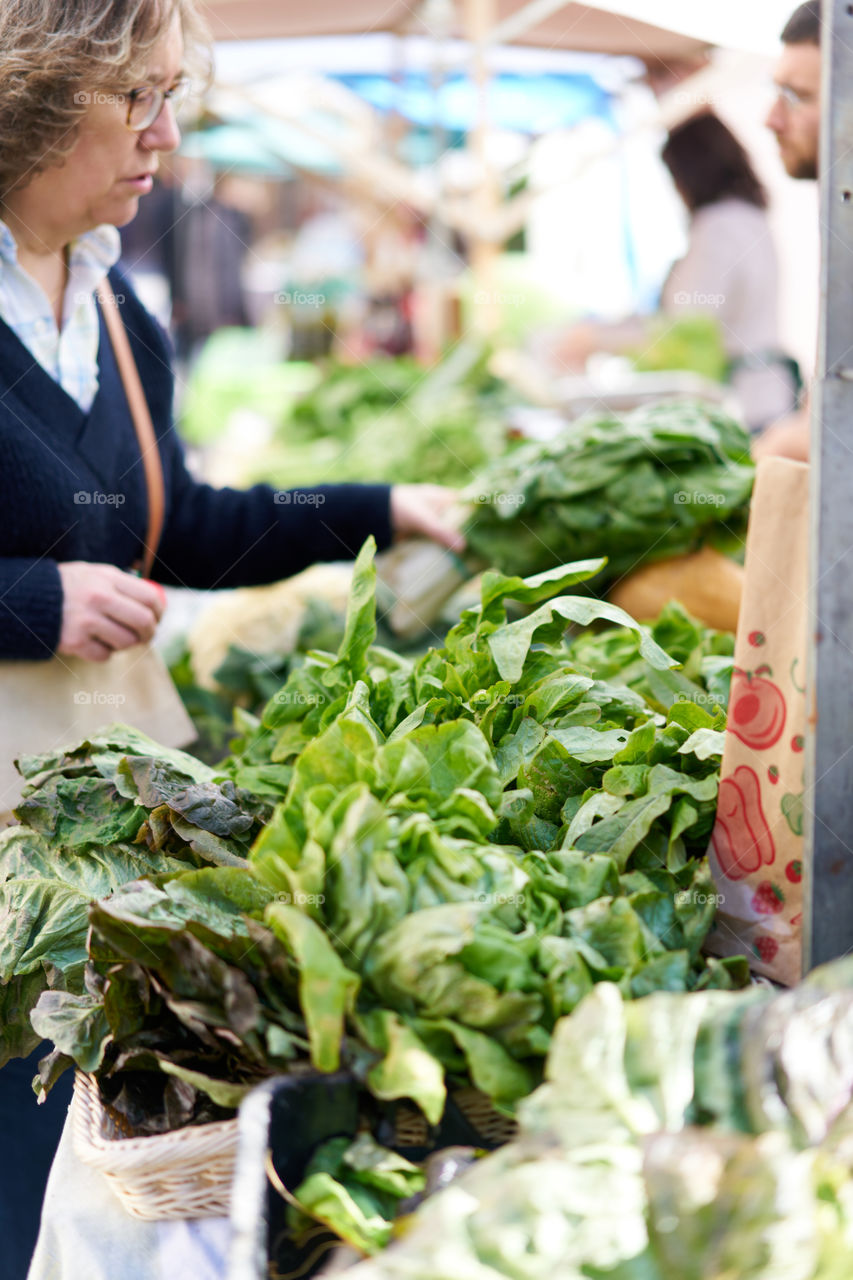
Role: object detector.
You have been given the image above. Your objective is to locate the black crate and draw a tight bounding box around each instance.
[227,1075,514,1280]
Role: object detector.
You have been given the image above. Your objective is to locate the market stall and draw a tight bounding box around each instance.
[4,1,852,1278]
[191,0,807,363]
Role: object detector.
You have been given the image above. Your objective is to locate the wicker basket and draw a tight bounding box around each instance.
[72,1071,239,1221]
[72,1073,517,1224]
[452,1086,518,1146]
[392,1086,518,1149]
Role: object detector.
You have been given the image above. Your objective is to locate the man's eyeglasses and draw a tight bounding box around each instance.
[125,78,191,132]
[773,83,816,111]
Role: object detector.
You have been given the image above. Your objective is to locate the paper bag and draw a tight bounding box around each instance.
[705,457,808,986]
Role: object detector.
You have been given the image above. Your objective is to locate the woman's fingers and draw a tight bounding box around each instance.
[116,573,168,622]
[57,561,167,661]
[102,593,161,644]
[88,614,147,653]
[71,636,115,664]
[389,485,468,554]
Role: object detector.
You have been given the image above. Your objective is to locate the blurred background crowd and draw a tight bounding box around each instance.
[123,0,818,479]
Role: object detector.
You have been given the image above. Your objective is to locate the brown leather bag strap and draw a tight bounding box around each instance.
[100,290,165,579]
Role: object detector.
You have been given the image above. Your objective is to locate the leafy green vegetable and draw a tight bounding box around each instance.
[0,829,192,1068]
[29,871,307,1131]
[354,1009,446,1125]
[346,962,853,1280]
[289,1133,426,1254]
[30,991,111,1075]
[266,903,360,1073]
[632,314,729,382]
[464,400,753,583]
[241,344,521,492]
[487,594,675,685]
[3,539,744,1142]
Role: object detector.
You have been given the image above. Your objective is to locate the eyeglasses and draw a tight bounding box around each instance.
[773,83,817,111]
[125,78,191,132]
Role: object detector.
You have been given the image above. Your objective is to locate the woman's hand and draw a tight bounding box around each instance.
[553,322,603,371]
[57,562,166,663]
[390,485,468,554]
[551,318,647,372]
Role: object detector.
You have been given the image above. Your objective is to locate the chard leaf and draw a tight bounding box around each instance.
[426,1018,534,1108]
[342,1132,426,1198]
[479,559,608,619]
[30,990,111,1074]
[290,1171,392,1254]
[355,1008,446,1124]
[266,903,360,1072]
[488,597,676,685]
[156,1060,254,1109]
[333,537,378,681]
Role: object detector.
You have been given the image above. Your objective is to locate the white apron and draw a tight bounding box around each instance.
[0,646,195,819]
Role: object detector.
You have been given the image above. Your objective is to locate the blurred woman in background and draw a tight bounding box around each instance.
[557,112,799,434]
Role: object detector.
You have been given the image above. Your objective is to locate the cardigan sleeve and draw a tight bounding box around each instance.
[152,436,393,590]
[113,271,395,591]
[0,558,63,660]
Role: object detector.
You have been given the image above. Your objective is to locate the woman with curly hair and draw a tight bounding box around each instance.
[0,2,462,1268]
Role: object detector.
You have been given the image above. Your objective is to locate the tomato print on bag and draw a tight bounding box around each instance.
[728,667,787,751]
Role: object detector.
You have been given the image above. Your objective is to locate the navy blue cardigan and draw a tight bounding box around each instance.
[0,269,392,660]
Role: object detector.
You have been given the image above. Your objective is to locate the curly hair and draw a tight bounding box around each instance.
[0,0,211,198]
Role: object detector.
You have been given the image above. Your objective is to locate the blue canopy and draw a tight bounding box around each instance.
[179,123,293,175]
[332,70,614,135]
[180,116,343,177]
